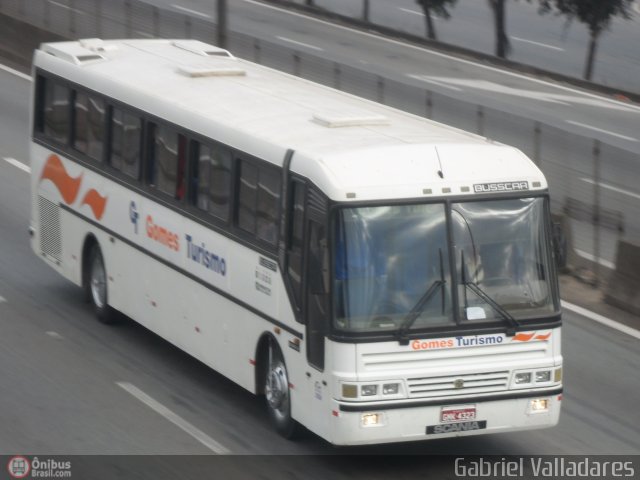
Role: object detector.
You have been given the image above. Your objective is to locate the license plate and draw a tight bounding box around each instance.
[440,405,476,423]
[426,421,487,435]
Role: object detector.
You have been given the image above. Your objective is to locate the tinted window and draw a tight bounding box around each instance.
[150,124,187,199]
[256,167,281,245]
[110,108,141,179]
[43,79,70,144]
[237,160,258,235]
[193,142,232,221]
[287,181,305,306]
[74,91,105,161]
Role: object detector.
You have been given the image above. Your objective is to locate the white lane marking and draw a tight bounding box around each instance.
[399,8,425,17]
[3,158,31,173]
[562,301,640,340]
[275,36,324,52]
[0,63,31,82]
[116,382,230,454]
[0,296,6,304]
[574,249,616,270]
[406,75,462,91]
[171,4,212,19]
[46,331,64,340]
[239,0,640,113]
[407,76,640,111]
[580,177,640,201]
[511,36,564,52]
[566,120,638,142]
[49,0,85,15]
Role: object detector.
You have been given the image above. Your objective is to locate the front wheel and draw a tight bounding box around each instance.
[264,343,299,439]
[87,245,116,324]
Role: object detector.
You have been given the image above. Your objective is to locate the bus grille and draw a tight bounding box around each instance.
[39,196,62,262]
[406,370,510,398]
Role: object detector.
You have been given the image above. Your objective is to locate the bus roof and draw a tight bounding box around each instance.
[34,39,547,201]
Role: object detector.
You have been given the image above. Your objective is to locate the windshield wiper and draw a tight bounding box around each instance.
[397,249,446,345]
[460,250,520,336]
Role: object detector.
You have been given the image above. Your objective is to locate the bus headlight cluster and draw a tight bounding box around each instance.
[341,382,405,400]
[511,368,561,388]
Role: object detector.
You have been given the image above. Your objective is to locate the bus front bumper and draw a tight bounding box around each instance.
[331,389,562,446]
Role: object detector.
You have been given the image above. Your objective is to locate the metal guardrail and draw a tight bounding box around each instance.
[1,0,638,275]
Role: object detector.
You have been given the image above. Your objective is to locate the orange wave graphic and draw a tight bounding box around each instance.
[534,333,552,341]
[80,189,108,220]
[513,332,535,342]
[40,154,83,205]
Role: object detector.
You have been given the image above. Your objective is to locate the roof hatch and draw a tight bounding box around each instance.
[172,40,234,58]
[312,111,389,128]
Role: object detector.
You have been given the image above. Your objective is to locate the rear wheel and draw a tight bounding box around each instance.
[264,340,299,439]
[87,245,115,324]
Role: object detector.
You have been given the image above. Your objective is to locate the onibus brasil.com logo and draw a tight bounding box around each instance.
[7,456,71,478]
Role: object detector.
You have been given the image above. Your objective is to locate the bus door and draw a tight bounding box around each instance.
[305,216,328,370]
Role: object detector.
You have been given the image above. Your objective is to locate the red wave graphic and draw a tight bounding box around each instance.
[80,189,108,220]
[513,332,535,342]
[534,333,552,341]
[39,154,83,205]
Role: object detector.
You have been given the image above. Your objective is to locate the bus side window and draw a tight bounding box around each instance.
[237,160,258,235]
[256,167,281,245]
[149,123,186,198]
[237,159,281,245]
[73,91,105,162]
[42,78,70,145]
[191,142,232,221]
[110,107,141,179]
[286,180,306,309]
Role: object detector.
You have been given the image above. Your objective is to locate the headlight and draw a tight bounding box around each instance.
[361,385,378,396]
[515,372,532,384]
[382,383,400,395]
[535,371,551,383]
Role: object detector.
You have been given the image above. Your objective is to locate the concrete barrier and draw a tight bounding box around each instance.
[0,13,66,71]
[604,240,640,316]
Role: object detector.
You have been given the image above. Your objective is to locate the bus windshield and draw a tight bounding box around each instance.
[333,198,557,333]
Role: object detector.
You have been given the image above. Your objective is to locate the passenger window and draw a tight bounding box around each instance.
[43,79,70,144]
[287,180,306,307]
[237,160,258,235]
[74,91,105,161]
[237,160,281,245]
[110,107,141,179]
[192,142,232,221]
[256,167,281,245]
[150,123,187,199]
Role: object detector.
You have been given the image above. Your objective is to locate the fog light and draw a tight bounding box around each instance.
[535,371,551,383]
[515,372,532,384]
[361,413,381,426]
[361,385,378,396]
[342,384,357,398]
[554,367,563,383]
[382,383,399,395]
[530,398,549,412]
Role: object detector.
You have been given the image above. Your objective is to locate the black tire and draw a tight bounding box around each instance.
[264,340,299,439]
[86,245,116,324]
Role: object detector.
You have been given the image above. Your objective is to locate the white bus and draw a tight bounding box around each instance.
[30,38,562,446]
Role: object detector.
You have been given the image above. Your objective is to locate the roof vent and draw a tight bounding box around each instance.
[177,64,246,77]
[312,111,389,128]
[79,38,118,53]
[172,40,233,58]
[41,43,106,65]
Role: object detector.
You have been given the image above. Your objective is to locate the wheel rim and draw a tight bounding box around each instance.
[265,361,290,421]
[90,252,107,309]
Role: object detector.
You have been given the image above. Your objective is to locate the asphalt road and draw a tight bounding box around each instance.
[0,67,638,467]
[291,0,640,94]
